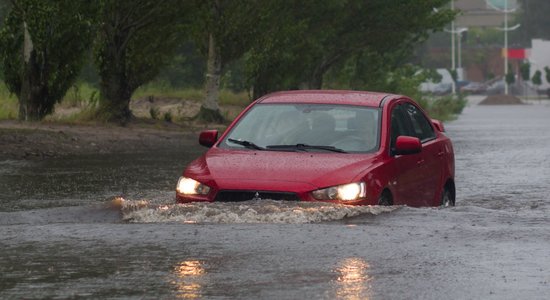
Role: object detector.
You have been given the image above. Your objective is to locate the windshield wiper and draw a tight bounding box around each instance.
[266,143,347,153]
[227,138,266,150]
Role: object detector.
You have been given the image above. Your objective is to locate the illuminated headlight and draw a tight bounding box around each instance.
[311,182,366,201]
[176,177,211,195]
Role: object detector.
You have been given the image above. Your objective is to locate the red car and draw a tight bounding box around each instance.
[176,90,455,207]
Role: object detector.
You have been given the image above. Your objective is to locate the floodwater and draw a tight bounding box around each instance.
[1,99,550,299]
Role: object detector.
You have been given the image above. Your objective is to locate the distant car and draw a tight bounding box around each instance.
[486,79,505,95]
[176,90,455,207]
[433,82,452,95]
[461,82,488,94]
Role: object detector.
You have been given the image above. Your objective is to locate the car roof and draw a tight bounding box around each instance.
[256,90,403,107]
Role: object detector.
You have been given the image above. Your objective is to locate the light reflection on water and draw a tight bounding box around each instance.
[334,257,371,300]
[170,260,206,299]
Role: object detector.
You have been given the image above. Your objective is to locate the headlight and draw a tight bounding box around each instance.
[176,177,211,195]
[311,182,366,201]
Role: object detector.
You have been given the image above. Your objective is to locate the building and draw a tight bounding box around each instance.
[529,39,550,89]
[455,0,518,28]
[427,0,522,82]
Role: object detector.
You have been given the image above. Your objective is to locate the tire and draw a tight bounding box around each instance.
[440,186,455,207]
[378,191,393,206]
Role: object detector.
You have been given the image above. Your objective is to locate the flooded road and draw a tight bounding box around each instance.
[1,100,550,299]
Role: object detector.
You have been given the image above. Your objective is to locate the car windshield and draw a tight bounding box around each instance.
[220,104,381,153]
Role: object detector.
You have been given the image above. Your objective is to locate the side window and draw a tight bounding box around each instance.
[390,104,410,149]
[403,103,436,142]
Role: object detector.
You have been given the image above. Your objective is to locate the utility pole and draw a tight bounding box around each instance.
[451,0,456,94]
[486,0,520,95]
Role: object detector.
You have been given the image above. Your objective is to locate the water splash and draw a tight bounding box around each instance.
[117,198,396,224]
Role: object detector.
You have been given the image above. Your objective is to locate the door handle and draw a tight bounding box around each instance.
[417,159,425,165]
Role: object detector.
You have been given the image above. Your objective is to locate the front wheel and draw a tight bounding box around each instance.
[378,191,393,206]
[440,186,455,207]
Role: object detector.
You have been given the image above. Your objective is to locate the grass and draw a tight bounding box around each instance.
[1,79,251,122]
[2,79,467,123]
[0,82,18,120]
[134,81,251,106]
[60,82,100,108]
[425,94,468,121]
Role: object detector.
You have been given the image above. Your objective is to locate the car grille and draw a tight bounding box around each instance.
[214,190,300,202]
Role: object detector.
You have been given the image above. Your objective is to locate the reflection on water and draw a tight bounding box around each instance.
[334,257,371,300]
[171,260,206,299]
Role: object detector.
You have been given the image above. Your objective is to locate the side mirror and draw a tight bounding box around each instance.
[393,136,422,156]
[431,119,445,132]
[199,130,218,148]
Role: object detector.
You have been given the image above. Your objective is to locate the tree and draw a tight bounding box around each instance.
[545,66,550,84]
[94,0,186,123]
[505,69,516,86]
[532,70,542,87]
[189,0,268,122]
[245,0,455,99]
[517,0,550,44]
[520,62,530,81]
[545,67,550,97]
[0,0,97,120]
[0,0,11,26]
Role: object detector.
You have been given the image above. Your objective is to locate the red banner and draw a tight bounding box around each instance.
[502,48,528,59]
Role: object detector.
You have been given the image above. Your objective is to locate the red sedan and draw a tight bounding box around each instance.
[176,90,455,207]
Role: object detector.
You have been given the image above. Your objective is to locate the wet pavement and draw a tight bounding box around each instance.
[1,99,550,299]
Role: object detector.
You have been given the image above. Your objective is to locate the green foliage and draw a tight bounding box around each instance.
[163,111,172,123]
[149,107,159,120]
[0,0,97,120]
[427,95,467,121]
[505,71,516,85]
[464,27,504,47]
[245,0,456,98]
[61,82,99,108]
[0,0,466,124]
[545,67,550,84]
[532,70,542,86]
[189,0,268,64]
[520,62,530,81]
[0,81,17,119]
[94,0,187,122]
[133,83,249,106]
[0,0,11,40]
[155,42,205,89]
[134,82,204,102]
[449,69,458,83]
[517,0,550,43]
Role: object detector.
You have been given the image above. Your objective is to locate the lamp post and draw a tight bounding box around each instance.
[445,23,468,94]
[451,0,456,94]
[486,0,520,95]
[457,28,468,71]
[444,0,467,94]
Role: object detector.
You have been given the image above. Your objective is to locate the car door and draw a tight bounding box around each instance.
[400,102,444,206]
[389,103,427,205]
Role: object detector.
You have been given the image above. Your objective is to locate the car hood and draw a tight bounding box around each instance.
[184,147,380,189]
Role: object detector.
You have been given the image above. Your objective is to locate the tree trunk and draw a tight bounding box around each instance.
[196,32,224,123]
[308,67,324,90]
[18,22,49,121]
[98,45,133,124]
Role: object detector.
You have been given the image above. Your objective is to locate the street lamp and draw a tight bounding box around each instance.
[486,0,520,95]
[443,0,467,94]
[444,26,468,94]
[457,28,468,71]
